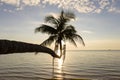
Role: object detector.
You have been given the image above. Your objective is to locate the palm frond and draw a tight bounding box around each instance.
[72,34,85,46]
[35,24,57,35]
[62,25,76,33]
[64,11,75,20]
[66,37,77,47]
[66,25,76,30]
[58,11,69,24]
[41,35,57,46]
[59,11,75,23]
[64,32,85,47]
[45,15,59,26]
[55,11,75,32]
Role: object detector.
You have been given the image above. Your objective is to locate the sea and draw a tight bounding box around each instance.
[0,50,120,80]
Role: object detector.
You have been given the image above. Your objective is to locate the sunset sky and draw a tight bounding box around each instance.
[0,0,120,50]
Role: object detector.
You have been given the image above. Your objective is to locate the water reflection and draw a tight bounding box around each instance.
[58,56,63,68]
[52,44,66,80]
[52,58,65,80]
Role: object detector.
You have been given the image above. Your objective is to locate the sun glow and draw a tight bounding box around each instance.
[57,49,63,68]
[57,40,66,68]
[55,49,63,80]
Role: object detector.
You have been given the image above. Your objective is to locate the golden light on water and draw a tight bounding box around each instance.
[53,40,65,79]
[57,50,63,68]
[53,49,63,79]
[58,58,63,69]
[57,40,65,68]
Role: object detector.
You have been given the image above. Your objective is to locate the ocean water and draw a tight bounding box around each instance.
[0,50,120,80]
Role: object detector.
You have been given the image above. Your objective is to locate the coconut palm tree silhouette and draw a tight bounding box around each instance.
[35,10,85,64]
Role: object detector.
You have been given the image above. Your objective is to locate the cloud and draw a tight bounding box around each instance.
[3,8,14,13]
[108,0,120,13]
[99,0,110,9]
[1,0,20,6]
[0,0,120,13]
[81,30,94,34]
[94,8,102,13]
[22,0,40,6]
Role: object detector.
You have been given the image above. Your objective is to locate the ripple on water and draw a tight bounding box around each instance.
[0,51,120,80]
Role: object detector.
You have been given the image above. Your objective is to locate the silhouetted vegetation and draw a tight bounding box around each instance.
[0,39,59,58]
[35,10,85,62]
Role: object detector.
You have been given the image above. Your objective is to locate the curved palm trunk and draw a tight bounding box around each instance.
[53,40,65,66]
[0,40,59,58]
[59,41,63,58]
[53,41,63,58]
[53,41,63,66]
[63,44,66,63]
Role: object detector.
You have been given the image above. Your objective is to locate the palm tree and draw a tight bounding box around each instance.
[0,39,59,58]
[35,10,85,64]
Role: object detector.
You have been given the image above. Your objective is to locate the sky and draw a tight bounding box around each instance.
[0,0,120,50]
